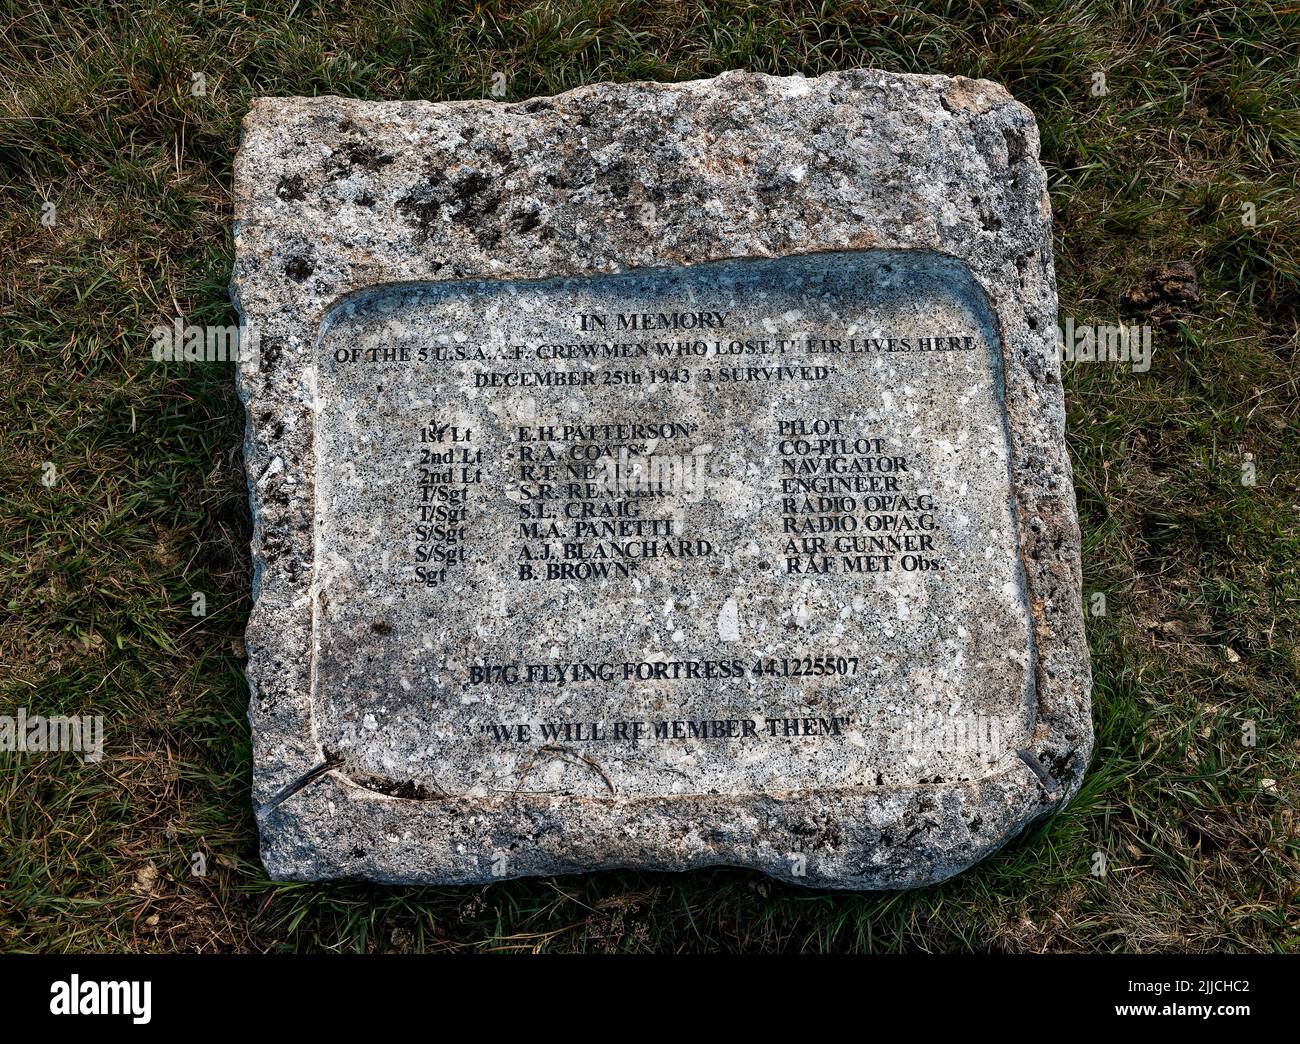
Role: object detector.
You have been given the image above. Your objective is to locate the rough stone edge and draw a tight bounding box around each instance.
[230,69,1093,889]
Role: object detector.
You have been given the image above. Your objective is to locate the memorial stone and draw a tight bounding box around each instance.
[232,70,1093,888]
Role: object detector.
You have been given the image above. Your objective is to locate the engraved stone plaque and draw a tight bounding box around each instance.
[315,251,1031,797]
[233,71,1092,887]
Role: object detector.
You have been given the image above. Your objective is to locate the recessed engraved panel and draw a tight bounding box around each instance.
[312,250,1033,798]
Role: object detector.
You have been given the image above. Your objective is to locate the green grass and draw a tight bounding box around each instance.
[1,0,1297,952]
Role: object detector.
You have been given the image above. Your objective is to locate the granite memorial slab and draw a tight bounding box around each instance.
[232,69,1093,888]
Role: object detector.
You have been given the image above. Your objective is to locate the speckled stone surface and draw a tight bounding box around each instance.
[232,69,1092,888]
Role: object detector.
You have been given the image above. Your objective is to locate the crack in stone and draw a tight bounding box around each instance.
[1017,748,1061,799]
[259,753,344,814]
